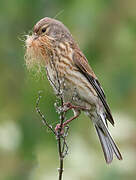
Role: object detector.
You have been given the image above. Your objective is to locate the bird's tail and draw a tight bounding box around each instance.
[93,113,122,164]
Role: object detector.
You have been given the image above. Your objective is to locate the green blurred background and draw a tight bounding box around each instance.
[0,0,136,179]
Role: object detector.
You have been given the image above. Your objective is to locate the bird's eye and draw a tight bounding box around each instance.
[41,27,47,33]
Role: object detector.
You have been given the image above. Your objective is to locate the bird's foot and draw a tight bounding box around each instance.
[55,123,65,135]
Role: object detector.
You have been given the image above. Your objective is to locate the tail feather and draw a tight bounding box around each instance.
[94,114,122,163]
[95,125,113,163]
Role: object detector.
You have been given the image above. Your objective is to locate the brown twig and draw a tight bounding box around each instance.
[36,91,56,135]
[36,91,69,180]
[56,96,65,180]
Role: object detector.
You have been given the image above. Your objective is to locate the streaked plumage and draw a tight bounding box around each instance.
[25,17,122,163]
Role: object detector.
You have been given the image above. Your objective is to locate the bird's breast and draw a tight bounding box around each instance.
[45,44,98,109]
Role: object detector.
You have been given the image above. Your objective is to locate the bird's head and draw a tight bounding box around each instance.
[25,17,73,70]
[33,17,73,42]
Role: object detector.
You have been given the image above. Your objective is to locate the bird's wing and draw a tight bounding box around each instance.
[73,50,114,126]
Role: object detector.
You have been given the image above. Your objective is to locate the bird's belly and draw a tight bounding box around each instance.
[45,64,61,94]
[46,65,98,110]
[62,73,98,109]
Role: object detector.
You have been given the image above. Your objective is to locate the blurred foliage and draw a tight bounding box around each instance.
[0,0,136,179]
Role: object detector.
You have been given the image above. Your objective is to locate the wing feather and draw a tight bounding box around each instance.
[73,50,114,125]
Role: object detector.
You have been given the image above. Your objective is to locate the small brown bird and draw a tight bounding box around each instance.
[25,17,122,164]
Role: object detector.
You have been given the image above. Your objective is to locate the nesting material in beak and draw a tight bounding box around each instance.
[25,34,52,71]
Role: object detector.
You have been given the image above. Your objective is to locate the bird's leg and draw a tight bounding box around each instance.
[55,102,90,134]
[63,110,81,126]
[55,110,81,134]
[62,102,89,112]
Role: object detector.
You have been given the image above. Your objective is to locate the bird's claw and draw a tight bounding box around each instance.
[55,124,65,135]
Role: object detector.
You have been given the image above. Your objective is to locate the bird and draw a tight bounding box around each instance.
[25,17,122,164]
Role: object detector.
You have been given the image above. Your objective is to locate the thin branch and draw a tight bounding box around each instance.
[36,91,69,180]
[62,126,69,157]
[36,91,56,135]
[56,96,65,180]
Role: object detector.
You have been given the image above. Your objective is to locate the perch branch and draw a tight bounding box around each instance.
[36,91,56,135]
[36,91,69,180]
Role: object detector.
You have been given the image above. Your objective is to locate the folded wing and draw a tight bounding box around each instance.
[73,50,114,125]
